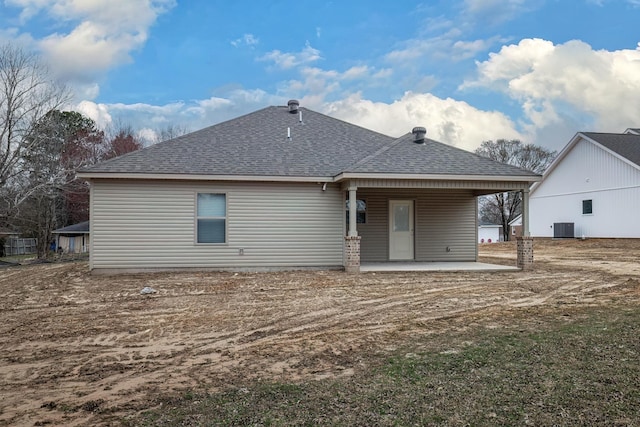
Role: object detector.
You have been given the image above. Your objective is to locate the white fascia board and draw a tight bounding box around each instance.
[77,172,334,183]
[334,172,540,182]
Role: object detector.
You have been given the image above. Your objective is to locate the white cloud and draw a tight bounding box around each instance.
[323,92,524,150]
[137,127,157,145]
[73,89,287,137]
[75,100,113,129]
[259,41,321,69]
[385,36,446,63]
[0,27,37,52]
[184,97,233,118]
[278,63,392,108]
[5,0,176,84]
[385,29,502,64]
[373,68,393,79]
[463,38,640,136]
[72,82,101,100]
[342,65,370,80]
[451,38,500,60]
[231,33,259,47]
[463,38,555,85]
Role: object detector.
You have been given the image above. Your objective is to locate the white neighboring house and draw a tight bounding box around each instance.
[529,129,640,238]
[478,223,502,243]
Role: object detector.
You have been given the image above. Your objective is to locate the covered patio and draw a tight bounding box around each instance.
[342,178,536,274]
[336,128,539,274]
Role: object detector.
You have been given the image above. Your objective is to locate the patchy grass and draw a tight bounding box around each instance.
[130,304,640,426]
[0,253,37,264]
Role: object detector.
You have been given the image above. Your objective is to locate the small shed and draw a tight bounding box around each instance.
[509,215,523,238]
[52,221,90,254]
[0,227,20,257]
[478,223,502,244]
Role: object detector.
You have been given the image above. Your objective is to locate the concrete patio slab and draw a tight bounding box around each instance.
[360,262,519,272]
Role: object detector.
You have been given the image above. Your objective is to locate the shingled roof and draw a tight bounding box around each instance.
[53,221,90,234]
[81,103,540,180]
[344,133,536,176]
[582,132,640,167]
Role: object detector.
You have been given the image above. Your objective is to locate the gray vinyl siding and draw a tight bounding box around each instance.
[357,189,477,262]
[90,180,344,270]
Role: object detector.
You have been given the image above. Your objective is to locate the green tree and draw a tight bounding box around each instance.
[19,110,104,257]
[476,139,556,241]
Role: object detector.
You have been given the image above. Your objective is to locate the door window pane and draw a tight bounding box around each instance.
[394,205,409,231]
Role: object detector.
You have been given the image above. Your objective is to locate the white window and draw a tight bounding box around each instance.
[582,199,593,215]
[345,199,367,224]
[197,193,226,243]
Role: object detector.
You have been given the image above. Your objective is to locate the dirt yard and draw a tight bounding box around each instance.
[1,239,639,426]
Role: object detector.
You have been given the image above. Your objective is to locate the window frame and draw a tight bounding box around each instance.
[582,199,593,215]
[195,192,228,245]
[345,198,367,226]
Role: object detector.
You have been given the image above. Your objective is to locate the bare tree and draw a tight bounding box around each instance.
[155,124,189,143]
[104,122,143,159]
[476,139,556,241]
[0,43,70,217]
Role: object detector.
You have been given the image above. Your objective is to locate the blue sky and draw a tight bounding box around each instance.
[1,0,639,151]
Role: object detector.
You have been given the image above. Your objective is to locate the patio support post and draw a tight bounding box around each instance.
[517,188,534,270]
[345,184,361,273]
[522,188,530,237]
[348,186,358,237]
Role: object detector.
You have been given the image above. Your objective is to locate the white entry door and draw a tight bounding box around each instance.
[389,200,414,260]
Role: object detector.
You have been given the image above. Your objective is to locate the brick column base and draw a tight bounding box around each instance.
[516,237,534,270]
[344,236,361,274]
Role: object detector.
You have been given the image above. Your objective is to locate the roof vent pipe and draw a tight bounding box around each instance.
[412,126,427,144]
[288,99,299,113]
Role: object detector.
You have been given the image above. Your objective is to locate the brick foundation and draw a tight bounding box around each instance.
[344,236,361,274]
[516,237,534,270]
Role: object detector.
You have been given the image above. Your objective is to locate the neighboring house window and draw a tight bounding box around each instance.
[345,199,367,224]
[582,199,593,215]
[197,193,226,243]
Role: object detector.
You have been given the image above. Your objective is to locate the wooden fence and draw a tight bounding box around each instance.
[3,238,38,256]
